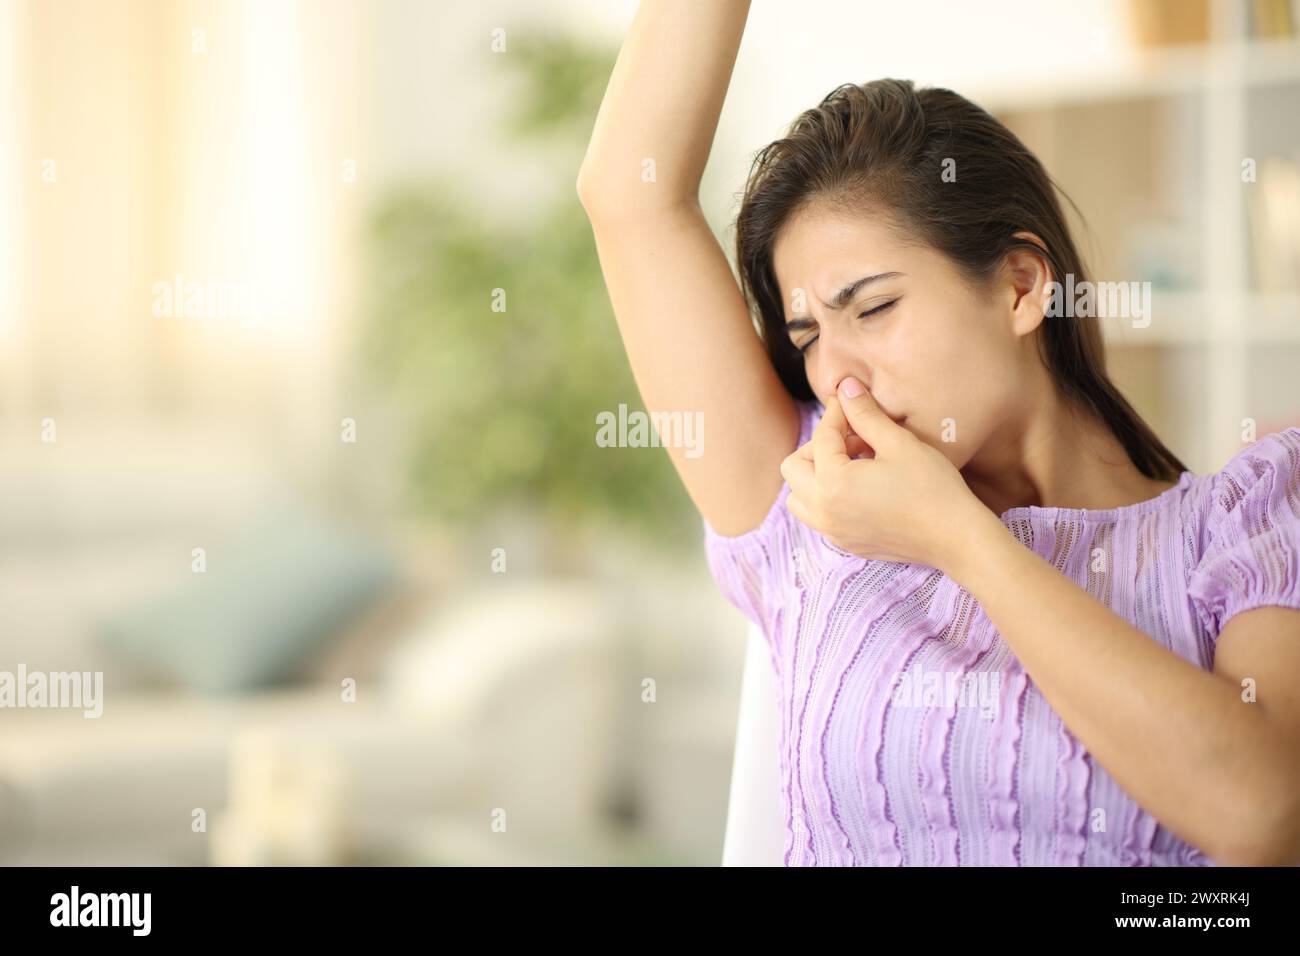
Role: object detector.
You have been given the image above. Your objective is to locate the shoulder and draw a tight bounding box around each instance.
[699,397,829,629]
[1202,428,1300,534]
[698,398,830,560]
[700,397,824,549]
[1186,428,1300,638]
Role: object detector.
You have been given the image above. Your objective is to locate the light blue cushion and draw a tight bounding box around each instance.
[99,499,396,694]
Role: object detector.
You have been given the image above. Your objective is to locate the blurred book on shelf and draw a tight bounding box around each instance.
[1131,0,1210,47]
[1246,156,1300,294]
[1130,0,1300,46]
[1248,0,1298,38]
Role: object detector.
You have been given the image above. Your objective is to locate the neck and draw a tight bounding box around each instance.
[959,387,1176,517]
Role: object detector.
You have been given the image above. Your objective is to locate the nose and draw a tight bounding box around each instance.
[813,322,869,403]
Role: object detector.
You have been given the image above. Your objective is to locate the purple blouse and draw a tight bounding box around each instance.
[703,399,1300,866]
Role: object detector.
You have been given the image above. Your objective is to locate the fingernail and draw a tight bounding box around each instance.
[838,376,865,398]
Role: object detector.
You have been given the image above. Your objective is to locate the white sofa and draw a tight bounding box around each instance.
[0,576,757,866]
[721,622,785,866]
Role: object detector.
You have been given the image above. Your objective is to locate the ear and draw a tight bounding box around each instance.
[1001,230,1054,339]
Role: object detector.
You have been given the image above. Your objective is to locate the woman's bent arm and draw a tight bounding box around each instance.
[578,0,749,209]
[577,0,798,536]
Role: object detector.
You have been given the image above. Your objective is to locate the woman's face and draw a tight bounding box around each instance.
[771,204,1044,469]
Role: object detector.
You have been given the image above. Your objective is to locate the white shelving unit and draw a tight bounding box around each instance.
[977,0,1300,472]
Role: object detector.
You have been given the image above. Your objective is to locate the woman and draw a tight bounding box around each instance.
[577,1,1300,866]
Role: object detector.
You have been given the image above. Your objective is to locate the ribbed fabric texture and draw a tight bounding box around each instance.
[703,399,1300,866]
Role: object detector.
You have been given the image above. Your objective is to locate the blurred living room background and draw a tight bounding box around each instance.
[0,0,1296,865]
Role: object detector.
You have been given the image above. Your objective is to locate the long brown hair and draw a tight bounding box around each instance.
[734,78,1187,481]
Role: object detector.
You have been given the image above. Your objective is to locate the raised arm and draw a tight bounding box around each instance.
[577,0,799,537]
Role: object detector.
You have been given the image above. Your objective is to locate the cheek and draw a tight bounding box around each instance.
[896,310,1003,442]
[891,309,966,397]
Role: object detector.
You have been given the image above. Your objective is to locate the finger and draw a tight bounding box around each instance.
[812,396,852,474]
[780,450,816,500]
[798,401,866,462]
[836,376,902,454]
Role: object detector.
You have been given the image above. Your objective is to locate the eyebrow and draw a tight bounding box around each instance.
[784,272,905,331]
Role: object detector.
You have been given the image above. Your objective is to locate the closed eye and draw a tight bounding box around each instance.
[794,298,899,355]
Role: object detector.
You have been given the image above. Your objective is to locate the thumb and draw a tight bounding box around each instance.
[836,376,901,452]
